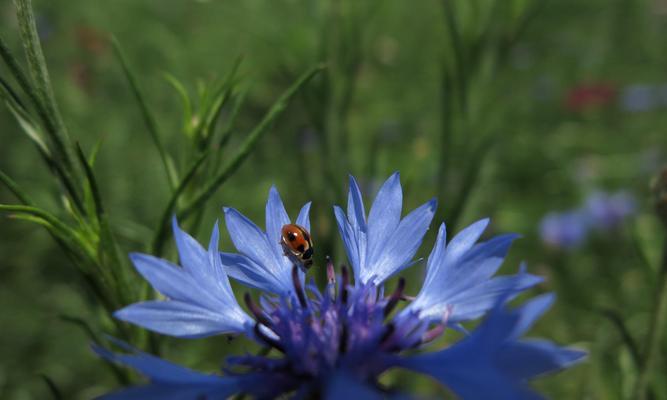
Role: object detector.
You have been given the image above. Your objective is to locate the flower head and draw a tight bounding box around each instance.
[539,211,589,250]
[101,174,586,398]
[584,190,636,230]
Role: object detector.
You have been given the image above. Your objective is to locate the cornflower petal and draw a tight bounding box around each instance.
[222,186,311,294]
[93,343,240,399]
[115,301,244,339]
[406,222,542,323]
[335,173,436,285]
[115,220,252,338]
[296,201,312,231]
[397,294,587,399]
[324,373,384,400]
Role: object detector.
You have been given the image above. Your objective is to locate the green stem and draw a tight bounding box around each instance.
[111,37,178,191]
[633,238,667,400]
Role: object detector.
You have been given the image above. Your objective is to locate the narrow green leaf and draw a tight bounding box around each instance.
[198,56,244,145]
[0,34,85,213]
[0,204,94,258]
[14,0,75,170]
[0,169,33,204]
[163,72,193,135]
[218,86,248,149]
[111,36,178,190]
[88,136,105,166]
[179,64,325,220]
[38,374,63,400]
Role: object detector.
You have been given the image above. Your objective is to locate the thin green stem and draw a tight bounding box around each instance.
[111,37,178,191]
[633,238,667,400]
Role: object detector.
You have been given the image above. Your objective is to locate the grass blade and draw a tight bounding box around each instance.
[111,36,178,190]
[0,169,33,204]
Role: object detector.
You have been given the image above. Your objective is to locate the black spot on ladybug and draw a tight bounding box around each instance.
[297,244,305,252]
[303,247,313,259]
[288,232,297,241]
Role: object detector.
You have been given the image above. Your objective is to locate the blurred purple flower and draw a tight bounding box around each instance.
[584,191,636,230]
[539,211,589,250]
[620,84,656,113]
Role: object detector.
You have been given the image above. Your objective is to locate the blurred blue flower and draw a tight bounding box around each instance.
[584,190,636,230]
[539,211,589,250]
[620,84,656,113]
[101,173,585,398]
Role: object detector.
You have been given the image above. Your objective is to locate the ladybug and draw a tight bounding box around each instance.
[280,224,314,269]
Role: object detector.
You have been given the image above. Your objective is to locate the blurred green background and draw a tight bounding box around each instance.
[1,0,667,398]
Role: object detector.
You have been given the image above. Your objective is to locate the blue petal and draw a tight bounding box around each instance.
[129,253,219,309]
[346,175,367,233]
[360,199,436,284]
[114,300,248,338]
[442,218,490,268]
[336,173,434,285]
[407,219,538,324]
[208,222,235,299]
[224,207,291,293]
[296,201,312,231]
[325,373,383,400]
[366,172,402,266]
[120,220,252,338]
[265,186,291,262]
[171,217,209,287]
[397,296,587,399]
[442,273,544,323]
[98,385,229,400]
[334,205,361,278]
[94,343,240,399]
[219,251,285,293]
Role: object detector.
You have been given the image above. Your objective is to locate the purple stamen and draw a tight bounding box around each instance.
[253,323,285,353]
[291,265,308,308]
[340,266,349,304]
[244,293,272,327]
[383,277,406,318]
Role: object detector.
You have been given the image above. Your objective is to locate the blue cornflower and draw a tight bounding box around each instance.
[584,190,636,230]
[99,173,586,399]
[539,211,589,250]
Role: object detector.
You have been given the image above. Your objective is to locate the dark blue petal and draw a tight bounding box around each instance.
[98,384,229,400]
[325,373,383,400]
[397,296,586,399]
[94,343,239,399]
